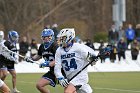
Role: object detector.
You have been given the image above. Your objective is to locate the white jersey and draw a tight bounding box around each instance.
[0,40,6,55]
[54,43,96,85]
[0,40,18,62]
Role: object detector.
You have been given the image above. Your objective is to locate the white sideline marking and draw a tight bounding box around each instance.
[6,80,140,92]
[6,80,35,84]
[95,87,140,93]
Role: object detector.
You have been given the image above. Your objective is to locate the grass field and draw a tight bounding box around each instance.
[5,72,140,93]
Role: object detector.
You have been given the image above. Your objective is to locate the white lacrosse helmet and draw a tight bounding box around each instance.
[0,31,4,42]
[58,28,75,47]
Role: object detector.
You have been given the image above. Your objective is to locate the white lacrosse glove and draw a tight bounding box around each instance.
[12,56,18,64]
[58,77,69,87]
[0,45,18,62]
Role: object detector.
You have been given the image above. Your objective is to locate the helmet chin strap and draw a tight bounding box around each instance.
[8,39,17,45]
[43,37,54,50]
[43,40,54,50]
[63,42,73,52]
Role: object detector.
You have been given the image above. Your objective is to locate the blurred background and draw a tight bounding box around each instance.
[1,0,140,43]
[1,1,140,93]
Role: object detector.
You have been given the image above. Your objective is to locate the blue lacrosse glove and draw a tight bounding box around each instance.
[39,61,50,68]
[58,77,69,87]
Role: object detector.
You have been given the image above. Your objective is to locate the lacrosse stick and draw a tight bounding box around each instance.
[68,47,111,82]
[0,44,39,65]
[17,54,40,65]
[9,51,40,65]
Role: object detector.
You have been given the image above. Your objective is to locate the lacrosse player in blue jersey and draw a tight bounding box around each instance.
[54,28,98,93]
[24,28,65,93]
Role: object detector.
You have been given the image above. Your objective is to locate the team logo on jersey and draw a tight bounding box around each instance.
[61,53,75,59]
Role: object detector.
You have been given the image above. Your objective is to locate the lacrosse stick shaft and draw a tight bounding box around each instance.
[18,54,39,64]
[6,48,39,65]
[0,43,39,64]
[68,62,91,82]
[68,55,100,82]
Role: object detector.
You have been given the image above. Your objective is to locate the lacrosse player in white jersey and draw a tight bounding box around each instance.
[54,28,97,93]
[0,31,11,93]
[0,31,20,93]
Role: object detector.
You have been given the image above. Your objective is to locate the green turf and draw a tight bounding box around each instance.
[5,72,140,93]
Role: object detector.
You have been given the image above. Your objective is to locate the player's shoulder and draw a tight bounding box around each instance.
[73,43,87,48]
[0,40,5,44]
[4,40,11,45]
[73,43,94,51]
[56,46,61,51]
[38,43,43,48]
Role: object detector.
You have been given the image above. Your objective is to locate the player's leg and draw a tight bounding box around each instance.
[36,78,51,93]
[0,68,8,81]
[69,73,92,93]
[36,72,56,93]
[8,64,20,93]
[64,83,77,93]
[77,84,93,93]
[0,79,10,93]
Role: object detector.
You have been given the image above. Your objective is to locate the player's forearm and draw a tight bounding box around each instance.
[49,61,55,67]
[54,64,64,78]
[32,55,41,61]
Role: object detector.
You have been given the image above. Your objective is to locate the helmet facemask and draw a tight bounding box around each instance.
[60,36,67,47]
[41,29,54,49]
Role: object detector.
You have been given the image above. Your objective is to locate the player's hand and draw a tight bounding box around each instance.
[87,52,98,62]
[14,57,18,64]
[58,77,69,87]
[24,57,34,63]
[90,56,98,66]
[39,61,50,68]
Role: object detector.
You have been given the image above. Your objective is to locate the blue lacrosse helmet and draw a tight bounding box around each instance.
[41,29,54,49]
[8,30,19,43]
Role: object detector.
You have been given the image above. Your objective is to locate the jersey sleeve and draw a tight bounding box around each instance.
[78,44,97,61]
[54,48,64,78]
[38,44,43,56]
[4,41,11,49]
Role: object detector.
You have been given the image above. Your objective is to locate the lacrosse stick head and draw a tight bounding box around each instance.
[58,28,75,48]
[8,30,19,43]
[99,46,111,58]
[0,31,4,42]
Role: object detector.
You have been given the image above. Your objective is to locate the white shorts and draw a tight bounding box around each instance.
[70,73,88,86]
[0,79,4,87]
[77,83,93,93]
[69,74,93,93]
